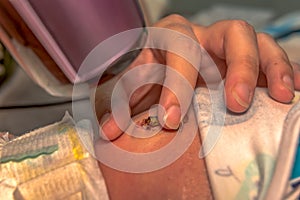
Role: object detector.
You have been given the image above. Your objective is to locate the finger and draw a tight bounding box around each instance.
[95,75,123,140]
[100,114,124,141]
[100,92,131,141]
[154,15,201,129]
[194,20,260,112]
[98,50,163,140]
[125,49,164,110]
[206,20,260,113]
[257,33,295,103]
[161,51,198,130]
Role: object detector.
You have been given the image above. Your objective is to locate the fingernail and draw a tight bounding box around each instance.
[163,105,181,130]
[282,75,294,93]
[232,83,251,108]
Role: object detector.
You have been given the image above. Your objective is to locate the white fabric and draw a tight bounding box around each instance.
[194,87,300,200]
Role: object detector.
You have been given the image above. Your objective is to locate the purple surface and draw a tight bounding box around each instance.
[28,0,144,72]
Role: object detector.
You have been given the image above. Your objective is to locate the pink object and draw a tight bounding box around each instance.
[10,0,145,83]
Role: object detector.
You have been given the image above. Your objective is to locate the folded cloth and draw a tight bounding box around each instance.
[194,87,300,200]
[0,112,109,200]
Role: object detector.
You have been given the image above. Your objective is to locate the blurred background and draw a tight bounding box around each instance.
[167,0,300,16]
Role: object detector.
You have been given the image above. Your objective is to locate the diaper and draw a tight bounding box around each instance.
[0,112,109,200]
[194,87,300,200]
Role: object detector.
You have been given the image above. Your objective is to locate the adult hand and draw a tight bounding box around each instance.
[96,14,300,140]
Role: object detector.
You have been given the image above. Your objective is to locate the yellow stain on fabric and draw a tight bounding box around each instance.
[67,128,85,160]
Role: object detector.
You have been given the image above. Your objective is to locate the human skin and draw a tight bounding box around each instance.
[98,111,212,200]
[96,59,300,199]
[0,0,299,139]
[1,2,299,198]
[98,15,300,141]
[97,71,300,200]
[95,58,300,200]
